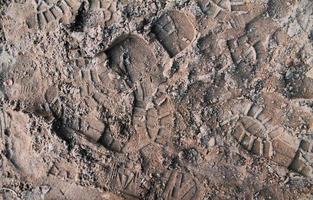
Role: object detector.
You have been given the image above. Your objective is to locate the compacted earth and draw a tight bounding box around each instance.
[0,0,313,199]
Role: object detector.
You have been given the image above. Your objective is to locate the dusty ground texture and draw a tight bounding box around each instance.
[0,0,313,199]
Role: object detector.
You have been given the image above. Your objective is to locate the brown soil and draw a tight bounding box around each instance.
[0,0,313,199]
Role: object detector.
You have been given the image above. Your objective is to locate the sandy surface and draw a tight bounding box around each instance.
[0,0,313,199]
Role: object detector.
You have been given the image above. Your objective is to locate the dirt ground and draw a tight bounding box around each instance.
[0,0,313,199]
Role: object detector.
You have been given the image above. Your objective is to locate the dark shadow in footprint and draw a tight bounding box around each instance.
[52,118,77,150]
